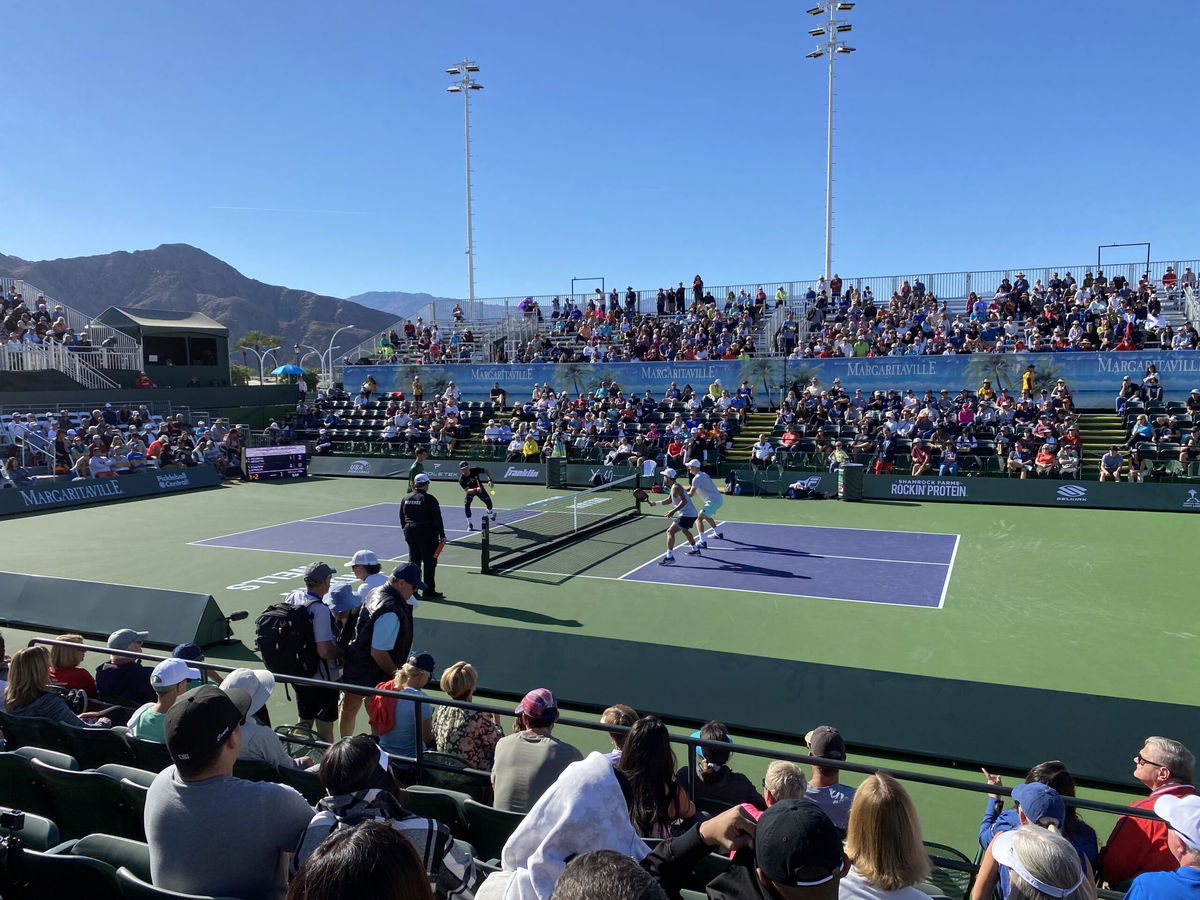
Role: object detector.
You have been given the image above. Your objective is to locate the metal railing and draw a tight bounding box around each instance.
[0,342,120,389]
[0,277,142,370]
[22,636,1162,832]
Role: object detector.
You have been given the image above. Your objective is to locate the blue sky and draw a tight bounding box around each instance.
[4,1,1197,301]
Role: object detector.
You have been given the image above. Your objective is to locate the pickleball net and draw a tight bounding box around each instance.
[480,474,642,573]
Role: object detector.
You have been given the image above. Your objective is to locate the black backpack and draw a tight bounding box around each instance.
[255,600,320,677]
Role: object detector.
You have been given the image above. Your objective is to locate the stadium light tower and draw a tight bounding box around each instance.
[446,60,483,319]
[806,2,856,282]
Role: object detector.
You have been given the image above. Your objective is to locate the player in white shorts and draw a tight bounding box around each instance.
[685,458,725,548]
[647,468,702,565]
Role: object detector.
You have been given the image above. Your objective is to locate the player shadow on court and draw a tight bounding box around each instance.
[699,557,812,579]
[715,538,824,561]
[431,596,583,628]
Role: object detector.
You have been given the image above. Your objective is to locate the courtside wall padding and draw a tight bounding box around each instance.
[0,572,228,647]
[418,619,1195,786]
[0,467,221,517]
[863,474,1200,513]
[309,456,546,483]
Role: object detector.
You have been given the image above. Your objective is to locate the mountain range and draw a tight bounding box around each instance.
[0,243,462,352]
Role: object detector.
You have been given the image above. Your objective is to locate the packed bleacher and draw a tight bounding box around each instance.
[348,267,1199,367]
[0,404,240,487]
[785,269,1199,358]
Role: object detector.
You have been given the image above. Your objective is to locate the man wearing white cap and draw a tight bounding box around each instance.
[128,658,202,743]
[646,468,701,565]
[345,549,387,603]
[685,459,725,548]
[221,668,309,769]
[1125,794,1200,900]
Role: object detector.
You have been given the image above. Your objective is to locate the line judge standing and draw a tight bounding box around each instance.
[399,473,446,600]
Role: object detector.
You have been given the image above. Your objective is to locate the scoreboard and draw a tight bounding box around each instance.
[244,445,308,480]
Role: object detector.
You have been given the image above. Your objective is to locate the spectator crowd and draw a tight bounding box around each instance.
[3,586,1194,900]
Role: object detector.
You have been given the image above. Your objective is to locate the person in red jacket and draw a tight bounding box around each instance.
[1100,736,1197,888]
[134,371,155,388]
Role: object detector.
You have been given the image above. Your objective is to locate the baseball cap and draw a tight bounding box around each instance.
[458,461,470,468]
[414,473,431,485]
[304,562,335,583]
[220,667,275,717]
[990,829,1086,898]
[407,651,436,674]
[151,658,201,689]
[164,685,251,763]
[172,642,204,662]
[1156,793,1200,850]
[756,800,845,887]
[515,687,558,720]
[346,549,379,567]
[391,562,427,590]
[1012,782,1066,825]
[685,459,702,469]
[660,468,678,479]
[805,725,846,761]
[107,628,149,651]
[325,583,361,613]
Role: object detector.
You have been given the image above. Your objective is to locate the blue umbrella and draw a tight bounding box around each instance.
[271,364,306,375]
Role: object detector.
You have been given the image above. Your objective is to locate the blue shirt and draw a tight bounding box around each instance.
[378,688,431,761]
[1126,865,1200,900]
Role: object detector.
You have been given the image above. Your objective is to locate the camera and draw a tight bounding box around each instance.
[45,683,87,715]
[1,805,27,896]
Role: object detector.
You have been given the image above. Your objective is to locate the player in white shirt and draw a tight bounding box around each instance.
[684,458,725,548]
[646,468,702,565]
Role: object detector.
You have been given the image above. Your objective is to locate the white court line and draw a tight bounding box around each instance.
[935,533,961,610]
[695,547,951,567]
[720,518,958,539]
[188,501,398,546]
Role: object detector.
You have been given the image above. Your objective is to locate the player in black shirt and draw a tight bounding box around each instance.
[399,473,446,600]
[458,461,496,531]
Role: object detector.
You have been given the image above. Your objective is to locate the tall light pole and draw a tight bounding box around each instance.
[806,3,856,282]
[326,324,357,388]
[446,60,483,319]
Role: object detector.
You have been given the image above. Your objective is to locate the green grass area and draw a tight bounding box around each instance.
[0,475,1186,850]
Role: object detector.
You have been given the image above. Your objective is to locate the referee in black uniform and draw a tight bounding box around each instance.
[399,473,446,600]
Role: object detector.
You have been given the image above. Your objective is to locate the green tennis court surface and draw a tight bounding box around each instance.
[2,476,1196,791]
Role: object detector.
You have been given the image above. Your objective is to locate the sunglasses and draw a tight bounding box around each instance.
[1135,753,1166,768]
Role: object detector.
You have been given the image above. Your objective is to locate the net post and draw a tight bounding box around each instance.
[480,517,491,575]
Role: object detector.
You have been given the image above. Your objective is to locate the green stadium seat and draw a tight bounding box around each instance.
[116,866,242,900]
[922,840,975,900]
[128,737,175,773]
[120,777,150,830]
[681,892,708,900]
[57,833,153,883]
[12,745,80,770]
[96,763,157,787]
[686,851,734,893]
[463,798,525,862]
[0,711,75,755]
[403,784,473,840]
[19,848,124,897]
[276,764,324,805]
[0,752,55,818]
[31,758,141,841]
[1159,459,1184,481]
[17,811,61,852]
[418,751,491,800]
[65,724,136,769]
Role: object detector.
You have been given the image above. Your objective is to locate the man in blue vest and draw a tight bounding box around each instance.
[341,562,422,719]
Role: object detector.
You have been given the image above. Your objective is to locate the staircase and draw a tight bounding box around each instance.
[1074,411,1126,478]
[728,412,777,463]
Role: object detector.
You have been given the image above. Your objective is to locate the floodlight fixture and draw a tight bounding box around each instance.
[836,2,855,9]
[806,6,824,14]
[836,46,856,53]
[806,49,825,58]
[809,26,827,36]
[836,23,853,32]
